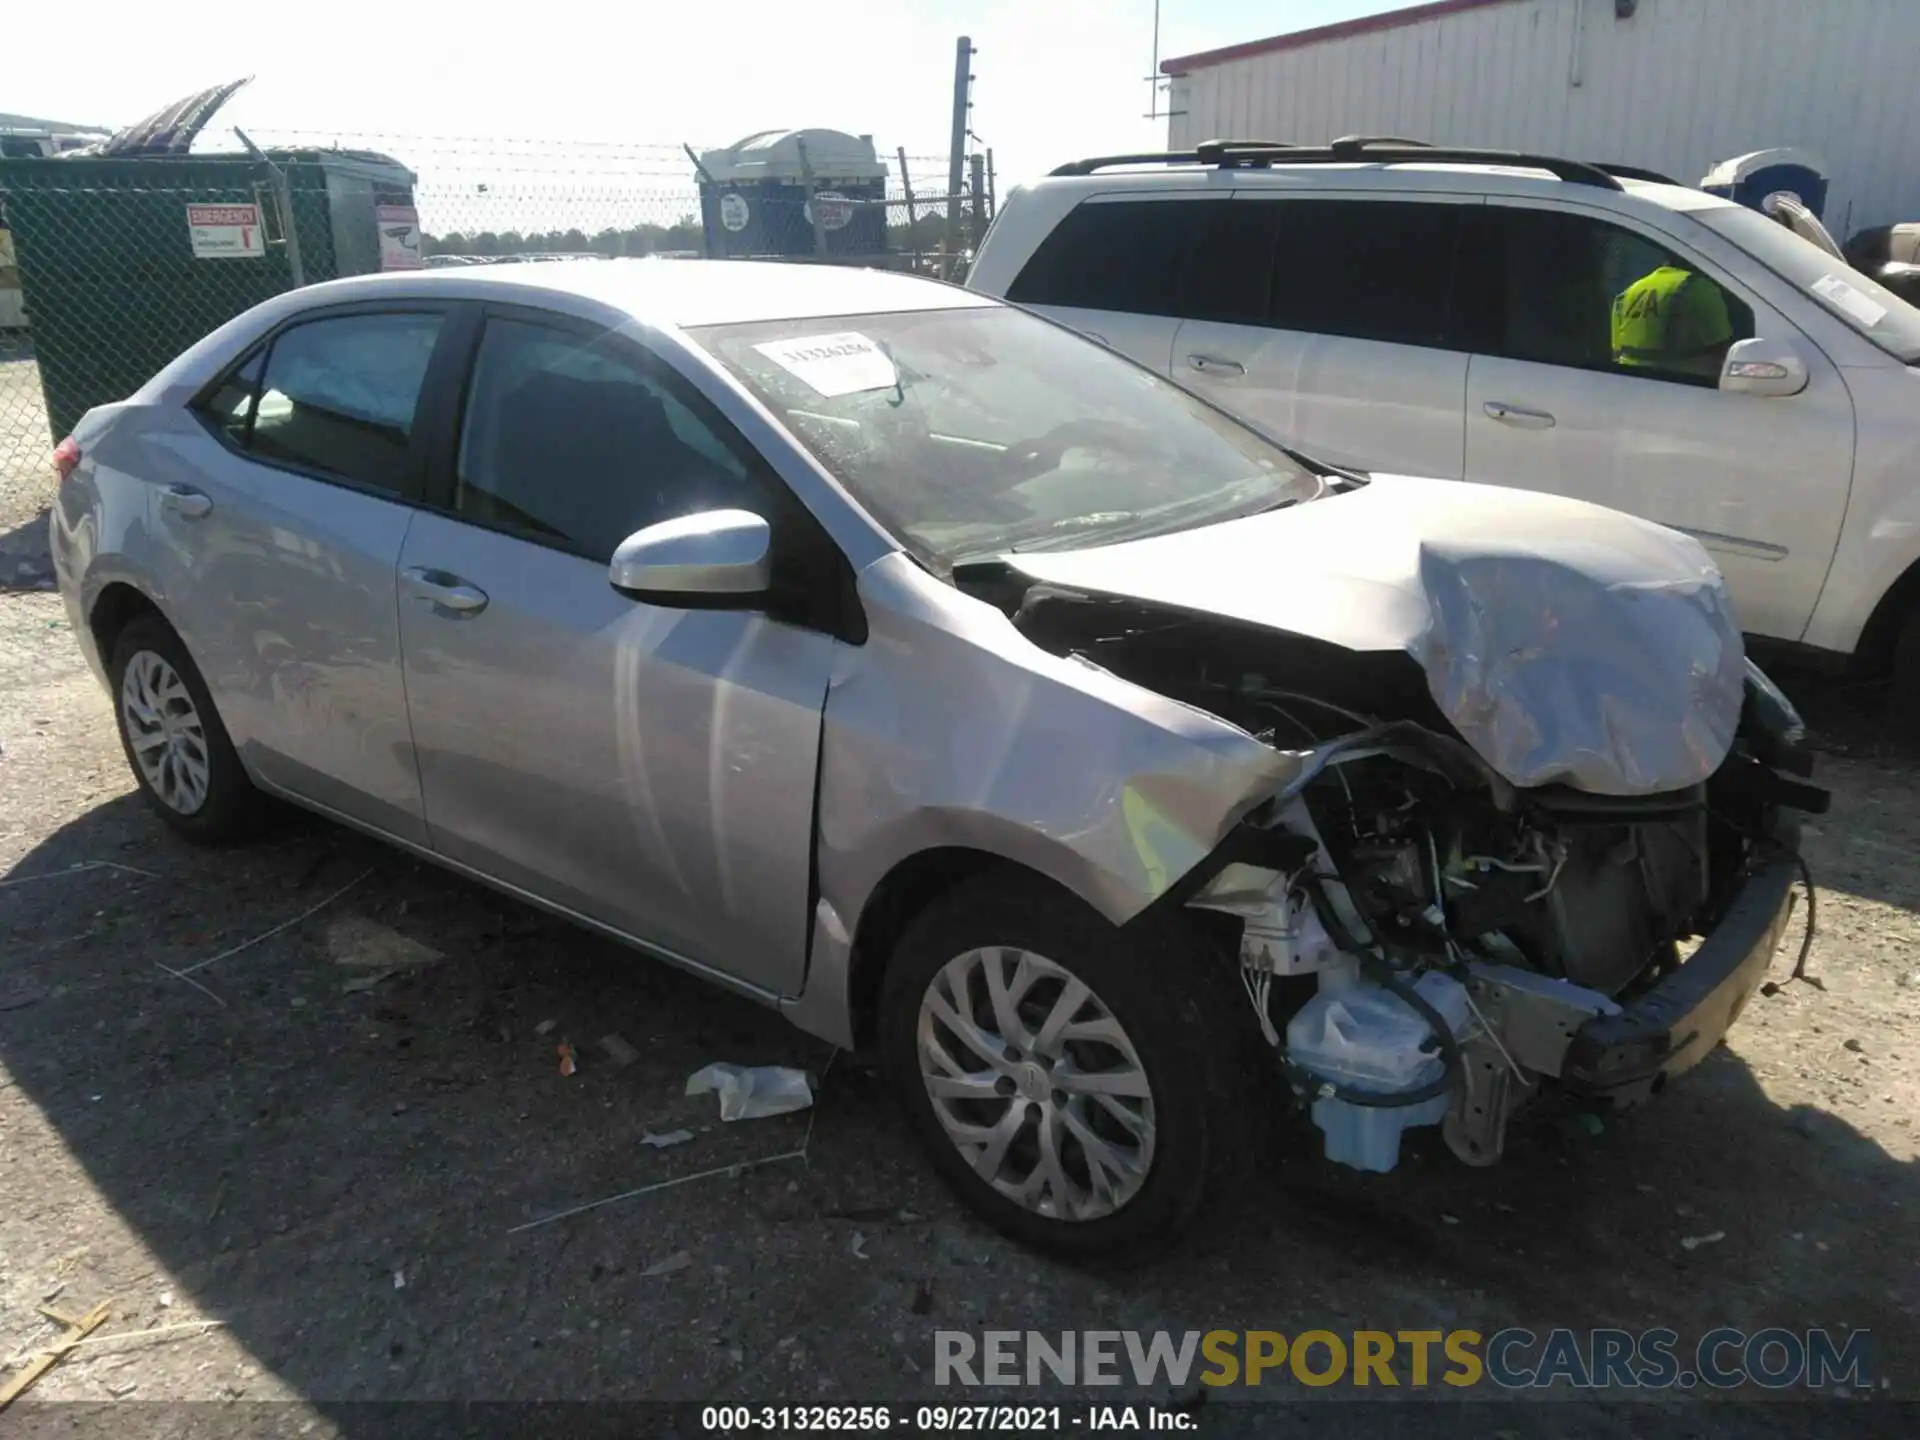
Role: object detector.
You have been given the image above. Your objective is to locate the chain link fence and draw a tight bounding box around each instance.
[0,133,986,578]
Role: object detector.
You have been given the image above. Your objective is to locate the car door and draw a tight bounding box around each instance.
[1170,194,1474,477]
[395,306,845,996]
[1002,193,1226,375]
[1455,202,1855,643]
[154,306,449,843]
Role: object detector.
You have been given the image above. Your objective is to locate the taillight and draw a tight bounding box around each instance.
[52,435,82,486]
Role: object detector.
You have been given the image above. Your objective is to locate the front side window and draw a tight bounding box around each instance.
[246,312,443,491]
[454,317,762,561]
[1462,208,1755,384]
[692,304,1323,567]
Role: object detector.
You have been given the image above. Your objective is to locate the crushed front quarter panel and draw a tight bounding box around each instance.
[1001,475,1747,796]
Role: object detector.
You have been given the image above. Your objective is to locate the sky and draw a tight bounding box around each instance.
[5,0,1402,188]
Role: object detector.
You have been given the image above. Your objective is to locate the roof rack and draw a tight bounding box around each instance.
[1049,134,1627,190]
[1595,161,1681,185]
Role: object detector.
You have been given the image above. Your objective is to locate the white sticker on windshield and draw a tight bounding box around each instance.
[1812,273,1887,328]
[753,332,898,397]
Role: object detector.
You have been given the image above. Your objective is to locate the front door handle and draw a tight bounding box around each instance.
[1482,400,1556,430]
[402,566,490,615]
[1187,354,1246,377]
[159,485,212,520]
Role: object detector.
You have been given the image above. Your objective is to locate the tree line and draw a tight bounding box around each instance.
[421,210,958,259]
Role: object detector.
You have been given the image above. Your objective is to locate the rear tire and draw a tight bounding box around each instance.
[108,616,264,842]
[878,870,1258,1259]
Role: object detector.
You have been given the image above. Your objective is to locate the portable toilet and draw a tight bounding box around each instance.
[697,129,888,260]
[1701,148,1830,220]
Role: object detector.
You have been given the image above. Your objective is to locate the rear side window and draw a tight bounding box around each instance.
[1005,199,1225,315]
[198,348,266,447]
[1262,199,1464,346]
[242,313,444,493]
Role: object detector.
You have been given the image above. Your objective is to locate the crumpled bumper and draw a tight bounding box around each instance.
[1560,818,1801,1106]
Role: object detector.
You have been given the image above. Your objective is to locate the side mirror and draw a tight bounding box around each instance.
[1719,337,1809,398]
[608,509,771,600]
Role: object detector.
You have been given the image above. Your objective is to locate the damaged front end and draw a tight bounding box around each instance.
[963,517,1828,1175]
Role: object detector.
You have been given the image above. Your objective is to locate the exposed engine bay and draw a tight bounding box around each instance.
[958,566,1829,1174]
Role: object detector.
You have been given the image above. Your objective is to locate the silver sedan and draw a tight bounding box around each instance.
[52,259,1819,1255]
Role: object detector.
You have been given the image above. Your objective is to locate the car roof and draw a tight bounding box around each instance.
[288,258,999,329]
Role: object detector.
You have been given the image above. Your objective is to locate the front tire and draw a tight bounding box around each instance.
[1890,606,1920,739]
[878,871,1254,1258]
[108,615,263,842]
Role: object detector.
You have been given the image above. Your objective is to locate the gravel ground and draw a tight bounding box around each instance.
[0,483,1916,1429]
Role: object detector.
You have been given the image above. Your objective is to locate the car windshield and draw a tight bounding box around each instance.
[1698,203,1920,363]
[689,305,1323,566]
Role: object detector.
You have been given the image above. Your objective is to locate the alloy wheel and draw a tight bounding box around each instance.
[916,945,1156,1221]
[120,650,211,815]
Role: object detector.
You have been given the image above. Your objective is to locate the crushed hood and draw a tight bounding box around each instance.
[1002,475,1747,796]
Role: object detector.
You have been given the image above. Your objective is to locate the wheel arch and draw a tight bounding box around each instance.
[1850,552,1920,675]
[88,581,170,667]
[842,846,1051,1053]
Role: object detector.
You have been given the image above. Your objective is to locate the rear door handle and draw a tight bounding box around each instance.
[402,566,490,615]
[1482,401,1556,430]
[1187,354,1246,377]
[159,485,212,519]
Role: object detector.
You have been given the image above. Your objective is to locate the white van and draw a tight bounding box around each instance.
[969,139,1920,704]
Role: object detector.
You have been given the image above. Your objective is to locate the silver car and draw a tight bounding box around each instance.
[52,260,1823,1256]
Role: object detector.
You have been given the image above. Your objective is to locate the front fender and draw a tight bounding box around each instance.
[814,553,1297,939]
[1802,363,1920,656]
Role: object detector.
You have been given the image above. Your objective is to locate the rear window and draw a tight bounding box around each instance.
[1005,199,1224,315]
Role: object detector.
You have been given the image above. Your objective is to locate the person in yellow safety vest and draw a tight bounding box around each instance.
[1611,264,1735,378]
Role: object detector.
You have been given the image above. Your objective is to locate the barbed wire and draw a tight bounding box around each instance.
[0,133,985,500]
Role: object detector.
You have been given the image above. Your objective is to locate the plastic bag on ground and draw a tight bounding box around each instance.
[685,1063,814,1122]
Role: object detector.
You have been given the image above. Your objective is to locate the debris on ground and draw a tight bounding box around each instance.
[341,970,399,995]
[685,1063,814,1121]
[558,1043,577,1077]
[640,1251,693,1278]
[1680,1231,1727,1251]
[599,1033,640,1068]
[640,1129,695,1149]
[326,914,443,973]
[535,1019,558,1037]
[0,1299,112,1411]
[392,1269,406,1290]
[851,1233,870,1260]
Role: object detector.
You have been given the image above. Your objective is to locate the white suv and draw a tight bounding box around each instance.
[969,138,1920,702]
